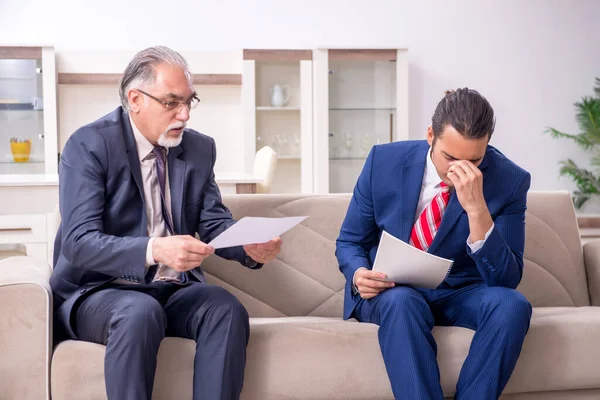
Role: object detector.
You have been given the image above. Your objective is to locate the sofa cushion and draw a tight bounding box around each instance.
[51,307,600,400]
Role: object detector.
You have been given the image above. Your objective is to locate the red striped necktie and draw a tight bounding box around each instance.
[409,182,450,252]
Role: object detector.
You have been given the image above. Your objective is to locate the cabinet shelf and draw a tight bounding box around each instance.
[256,106,300,111]
[329,108,395,111]
[0,161,45,164]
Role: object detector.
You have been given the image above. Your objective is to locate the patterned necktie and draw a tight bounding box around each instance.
[151,146,174,235]
[409,182,450,252]
[150,146,187,283]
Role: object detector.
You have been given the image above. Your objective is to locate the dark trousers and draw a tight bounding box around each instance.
[354,283,532,400]
[73,281,250,400]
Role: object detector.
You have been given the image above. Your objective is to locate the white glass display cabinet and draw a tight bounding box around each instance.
[312,48,409,193]
[0,46,58,176]
[242,50,314,193]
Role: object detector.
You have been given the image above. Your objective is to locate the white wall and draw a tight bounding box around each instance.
[2,0,599,203]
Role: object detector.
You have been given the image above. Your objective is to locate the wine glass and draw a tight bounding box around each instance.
[360,132,372,156]
[268,134,278,152]
[276,133,289,156]
[291,133,301,157]
[344,133,354,158]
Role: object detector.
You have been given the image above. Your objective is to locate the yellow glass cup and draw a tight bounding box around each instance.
[10,141,31,162]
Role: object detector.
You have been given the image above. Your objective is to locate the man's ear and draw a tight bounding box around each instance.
[426,126,434,146]
[128,90,141,113]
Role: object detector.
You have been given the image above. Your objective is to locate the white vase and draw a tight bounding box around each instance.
[270,84,291,107]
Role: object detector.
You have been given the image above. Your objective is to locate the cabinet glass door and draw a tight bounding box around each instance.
[0,58,45,174]
[328,59,396,193]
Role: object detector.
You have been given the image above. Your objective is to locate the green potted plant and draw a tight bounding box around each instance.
[546,77,600,209]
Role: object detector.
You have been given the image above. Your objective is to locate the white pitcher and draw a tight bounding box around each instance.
[270,84,291,107]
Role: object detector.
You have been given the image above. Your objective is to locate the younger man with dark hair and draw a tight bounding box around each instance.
[336,88,532,399]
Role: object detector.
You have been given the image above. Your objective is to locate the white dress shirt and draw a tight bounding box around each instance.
[130,116,180,282]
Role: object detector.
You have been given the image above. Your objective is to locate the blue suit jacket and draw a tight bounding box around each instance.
[50,107,260,339]
[336,140,531,320]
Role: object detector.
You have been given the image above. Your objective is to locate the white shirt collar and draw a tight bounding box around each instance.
[129,114,157,162]
[425,147,444,188]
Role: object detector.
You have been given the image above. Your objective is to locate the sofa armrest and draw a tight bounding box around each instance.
[584,239,600,306]
[0,256,52,400]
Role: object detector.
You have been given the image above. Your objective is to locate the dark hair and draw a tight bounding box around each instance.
[431,88,495,140]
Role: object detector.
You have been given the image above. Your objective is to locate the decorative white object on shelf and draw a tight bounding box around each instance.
[270,84,291,107]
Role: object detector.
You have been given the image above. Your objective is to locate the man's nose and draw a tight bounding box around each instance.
[176,105,190,122]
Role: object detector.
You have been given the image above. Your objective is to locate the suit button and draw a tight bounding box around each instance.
[80,288,87,294]
[134,278,139,283]
[482,257,488,263]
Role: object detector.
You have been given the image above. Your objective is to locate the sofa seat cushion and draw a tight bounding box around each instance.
[51,309,600,400]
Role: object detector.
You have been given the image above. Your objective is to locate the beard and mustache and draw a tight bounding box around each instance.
[157,122,186,148]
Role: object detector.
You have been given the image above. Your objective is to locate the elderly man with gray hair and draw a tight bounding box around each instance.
[50,46,282,400]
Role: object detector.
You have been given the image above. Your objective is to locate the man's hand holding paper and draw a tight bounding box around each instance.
[373,231,454,289]
[207,216,306,264]
[244,237,282,264]
[353,267,395,299]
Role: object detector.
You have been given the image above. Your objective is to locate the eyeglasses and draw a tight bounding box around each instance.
[135,89,200,112]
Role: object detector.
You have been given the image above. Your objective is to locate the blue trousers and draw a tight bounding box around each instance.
[73,281,250,400]
[354,283,532,400]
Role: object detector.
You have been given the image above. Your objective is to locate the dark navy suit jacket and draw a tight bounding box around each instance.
[50,107,259,339]
[336,140,531,320]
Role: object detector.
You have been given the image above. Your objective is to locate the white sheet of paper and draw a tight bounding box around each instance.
[208,216,307,249]
[372,231,454,289]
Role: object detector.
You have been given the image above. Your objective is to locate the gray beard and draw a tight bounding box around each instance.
[158,124,185,148]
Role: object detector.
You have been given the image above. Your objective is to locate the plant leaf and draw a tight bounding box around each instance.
[573,191,591,209]
[574,97,600,139]
[558,159,600,195]
[545,127,595,149]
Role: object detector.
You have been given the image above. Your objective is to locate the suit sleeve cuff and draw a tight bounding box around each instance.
[146,237,156,267]
[241,248,263,270]
[466,223,495,254]
[351,267,367,296]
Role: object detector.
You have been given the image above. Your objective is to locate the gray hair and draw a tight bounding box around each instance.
[119,46,193,110]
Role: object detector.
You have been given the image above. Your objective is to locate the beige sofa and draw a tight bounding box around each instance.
[3,191,600,399]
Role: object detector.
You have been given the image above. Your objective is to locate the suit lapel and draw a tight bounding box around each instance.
[121,111,147,234]
[397,143,429,242]
[168,145,186,234]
